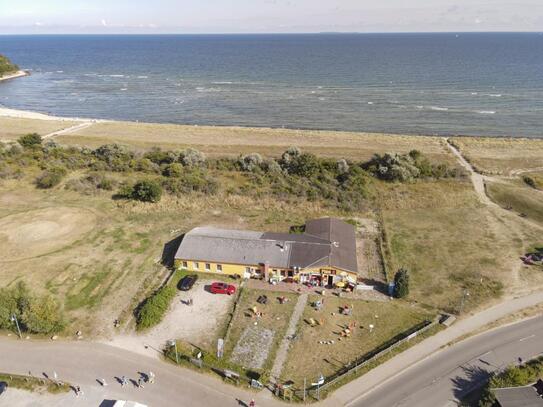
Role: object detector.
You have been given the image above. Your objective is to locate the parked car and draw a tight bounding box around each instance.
[178,275,198,291]
[210,282,236,295]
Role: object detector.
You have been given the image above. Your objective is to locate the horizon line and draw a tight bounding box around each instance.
[1,30,543,36]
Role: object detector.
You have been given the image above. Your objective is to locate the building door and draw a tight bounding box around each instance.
[327,275,334,287]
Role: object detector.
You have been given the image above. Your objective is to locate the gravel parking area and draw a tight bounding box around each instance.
[105,280,235,357]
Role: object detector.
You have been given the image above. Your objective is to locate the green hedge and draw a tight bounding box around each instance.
[136,284,176,330]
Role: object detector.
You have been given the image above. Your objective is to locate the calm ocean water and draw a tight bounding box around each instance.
[0,33,542,137]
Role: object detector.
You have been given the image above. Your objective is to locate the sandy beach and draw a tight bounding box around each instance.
[0,70,28,82]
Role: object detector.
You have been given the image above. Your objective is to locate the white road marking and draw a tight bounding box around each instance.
[519,334,536,342]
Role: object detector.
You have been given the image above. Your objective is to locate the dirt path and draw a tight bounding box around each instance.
[269,293,308,382]
[44,121,95,139]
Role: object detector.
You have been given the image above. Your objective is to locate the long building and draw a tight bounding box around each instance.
[174,217,358,286]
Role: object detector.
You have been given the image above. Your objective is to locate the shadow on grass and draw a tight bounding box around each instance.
[161,234,185,268]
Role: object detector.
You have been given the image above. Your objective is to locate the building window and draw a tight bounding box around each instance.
[272,269,278,272]
[245,267,251,274]
[205,263,211,271]
[182,261,188,269]
[217,264,223,272]
[280,270,286,277]
[193,262,199,270]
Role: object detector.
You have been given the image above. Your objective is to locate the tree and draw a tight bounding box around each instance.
[18,133,42,149]
[132,180,163,202]
[22,295,65,334]
[393,268,410,298]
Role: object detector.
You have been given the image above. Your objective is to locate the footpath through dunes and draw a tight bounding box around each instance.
[0,207,97,261]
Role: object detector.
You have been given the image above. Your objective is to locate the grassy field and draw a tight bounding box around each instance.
[451,136,543,175]
[0,117,76,141]
[0,170,337,337]
[487,180,543,225]
[280,295,433,386]
[224,288,298,376]
[377,178,543,312]
[51,120,457,163]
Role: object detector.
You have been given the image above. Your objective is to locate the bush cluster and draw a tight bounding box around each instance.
[364,150,459,182]
[479,356,543,406]
[35,166,67,189]
[0,282,65,334]
[136,284,176,330]
[119,179,163,203]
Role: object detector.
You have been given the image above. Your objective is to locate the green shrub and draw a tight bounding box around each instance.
[393,268,410,298]
[18,133,42,149]
[180,148,206,167]
[132,179,163,202]
[22,296,65,334]
[0,282,65,335]
[36,167,67,189]
[162,163,183,177]
[136,285,176,330]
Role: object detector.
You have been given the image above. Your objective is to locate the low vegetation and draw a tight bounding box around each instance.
[136,283,176,330]
[479,356,543,407]
[0,54,18,76]
[0,134,460,212]
[0,282,65,335]
[487,181,543,225]
[0,372,71,394]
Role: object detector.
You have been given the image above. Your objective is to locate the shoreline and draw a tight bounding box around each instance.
[0,105,542,142]
[0,70,29,82]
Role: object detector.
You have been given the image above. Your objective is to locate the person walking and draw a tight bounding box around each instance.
[249,399,256,407]
[100,378,108,386]
[137,377,144,388]
[121,375,127,387]
[148,371,155,384]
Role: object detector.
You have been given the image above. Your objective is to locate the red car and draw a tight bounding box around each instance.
[210,282,236,295]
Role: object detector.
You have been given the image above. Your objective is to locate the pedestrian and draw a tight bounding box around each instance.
[121,375,127,387]
[249,399,255,407]
[148,371,155,384]
[53,371,58,381]
[100,378,108,386]
[137,377,144,388]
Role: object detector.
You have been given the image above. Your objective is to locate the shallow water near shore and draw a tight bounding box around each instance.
[0,33,542,137]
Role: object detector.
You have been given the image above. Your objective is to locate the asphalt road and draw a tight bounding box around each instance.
[349,315,543,407]
[0,339,278,407]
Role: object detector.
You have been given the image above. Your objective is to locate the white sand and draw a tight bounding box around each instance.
[0,106,98,122]
[0,70,28,82]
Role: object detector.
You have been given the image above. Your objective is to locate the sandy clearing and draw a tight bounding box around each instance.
[0,207,97,261]
[103,280,235,358]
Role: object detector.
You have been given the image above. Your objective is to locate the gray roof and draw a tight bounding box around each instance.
[175,218,358,273]
[494,386,543,407]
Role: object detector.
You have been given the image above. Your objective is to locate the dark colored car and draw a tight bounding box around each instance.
[178,275,198,291]
[210,282,236,295]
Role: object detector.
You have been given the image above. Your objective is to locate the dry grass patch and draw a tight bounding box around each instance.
[487,181,543,225]
[225,288,298,374]
[280,295,432,386]
[0,117,77,141]
[451,137,543,175]
[378,179,531,312]
[56,120,455,162]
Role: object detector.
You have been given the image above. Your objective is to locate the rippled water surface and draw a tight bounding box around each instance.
[1,33,542,137]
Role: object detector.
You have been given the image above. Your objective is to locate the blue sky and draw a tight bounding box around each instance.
[0,0,542,33]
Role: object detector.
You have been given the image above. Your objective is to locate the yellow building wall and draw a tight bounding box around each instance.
[175,259,256,277]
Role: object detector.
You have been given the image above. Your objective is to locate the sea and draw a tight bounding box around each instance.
[1,33,542,137]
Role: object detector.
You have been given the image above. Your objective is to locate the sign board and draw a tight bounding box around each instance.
[190,358,203,368]
[217,338,224,358]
